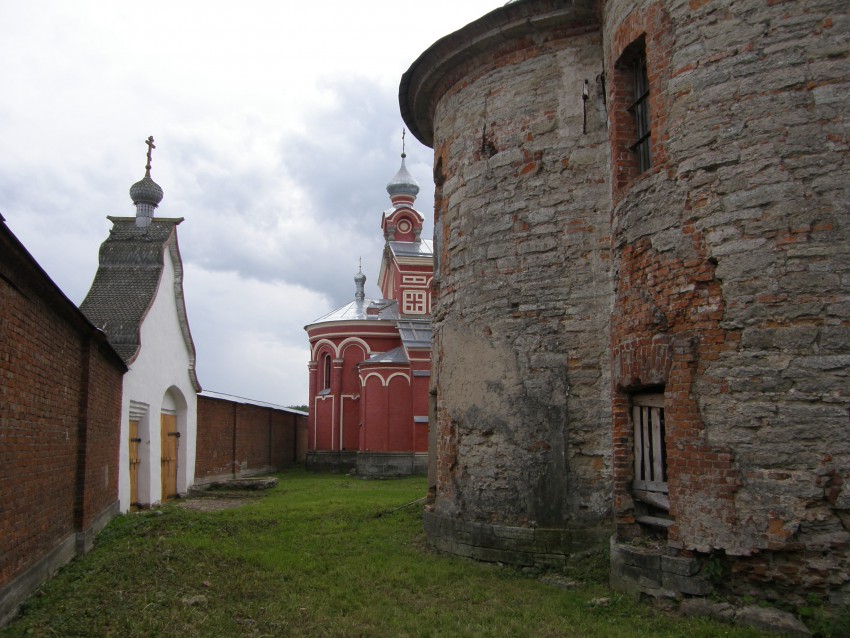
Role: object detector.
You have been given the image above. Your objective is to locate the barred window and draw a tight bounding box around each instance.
[628,45,651,173]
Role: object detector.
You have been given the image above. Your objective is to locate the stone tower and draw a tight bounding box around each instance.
[401,0,850,606]
[402,0,613,564]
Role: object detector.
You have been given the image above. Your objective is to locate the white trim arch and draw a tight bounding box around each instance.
[360,371,412,387]
[311,338,338,360]
[361,372,386,387]
[386,372,412,385]
[339,337,371,357]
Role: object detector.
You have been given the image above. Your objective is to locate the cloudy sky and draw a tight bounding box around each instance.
[0,1,499,407]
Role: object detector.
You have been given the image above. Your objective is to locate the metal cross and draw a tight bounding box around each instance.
[145,136,156,172]
[402,128,406,158]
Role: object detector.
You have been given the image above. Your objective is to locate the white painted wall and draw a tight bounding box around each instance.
[116,246,198,511]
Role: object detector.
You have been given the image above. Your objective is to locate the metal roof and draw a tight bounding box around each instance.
[388,239,433,259]
[397,319,432,350]
[361,346,409,365]
[307,298,400,325]
[199,390,307,415]
[386,155,421,199]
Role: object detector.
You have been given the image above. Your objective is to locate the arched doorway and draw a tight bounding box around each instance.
[160,388,185,501]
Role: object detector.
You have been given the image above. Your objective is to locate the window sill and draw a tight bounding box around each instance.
[633,488,669,511]
[636,515,674,529]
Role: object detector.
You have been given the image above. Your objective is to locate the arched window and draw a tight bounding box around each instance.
[611,34,652,194]
[323,353,332,390]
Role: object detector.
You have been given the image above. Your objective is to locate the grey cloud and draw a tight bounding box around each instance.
[169,76,435,309]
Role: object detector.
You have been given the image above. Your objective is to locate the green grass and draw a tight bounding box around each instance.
[2,470,769,637]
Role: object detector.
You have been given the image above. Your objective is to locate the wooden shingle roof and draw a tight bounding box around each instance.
[80,216,200,390]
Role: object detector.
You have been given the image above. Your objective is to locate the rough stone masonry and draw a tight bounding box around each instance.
[400,0,850,607]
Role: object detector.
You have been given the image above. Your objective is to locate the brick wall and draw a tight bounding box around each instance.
[76,338,123,544]
[0,219,125,625]
[604,0,850,605]
[195,395,307,482]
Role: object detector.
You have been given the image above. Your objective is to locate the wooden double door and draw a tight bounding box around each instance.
[128,414,179,508]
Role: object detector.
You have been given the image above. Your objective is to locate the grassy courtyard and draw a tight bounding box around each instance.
[2,470,769,637]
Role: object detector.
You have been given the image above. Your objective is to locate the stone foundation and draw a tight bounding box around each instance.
[305,451,357,474]
[356,452,427,478]
[610,536,711,598]
[424,510,611,568]
[306,451,426,478]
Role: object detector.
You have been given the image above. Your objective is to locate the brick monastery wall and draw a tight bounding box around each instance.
[195,395,306,483]
[1,276,80,594]
[425,1,614,562]
[604,0,850,604]
[76,339,123,546]
[0,225,124,625]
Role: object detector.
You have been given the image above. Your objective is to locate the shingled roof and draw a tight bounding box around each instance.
[80,216,200,390]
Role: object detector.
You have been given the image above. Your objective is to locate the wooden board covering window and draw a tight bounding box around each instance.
[631,394,668,510]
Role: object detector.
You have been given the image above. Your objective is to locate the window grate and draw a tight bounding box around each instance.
[629,53,651,173]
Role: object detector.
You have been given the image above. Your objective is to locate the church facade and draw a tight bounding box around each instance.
[81,138,201,511]
[304,154,432,477]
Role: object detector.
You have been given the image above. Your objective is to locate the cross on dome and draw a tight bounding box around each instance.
[144,136,156,174]
[130,135,164,227]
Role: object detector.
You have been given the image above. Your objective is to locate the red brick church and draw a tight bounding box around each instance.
[304,150,432,476]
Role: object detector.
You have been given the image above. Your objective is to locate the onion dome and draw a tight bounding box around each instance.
[386,154,420,202]
[355,263,366,302]
[131,136,163,228]
[129,173,164,208]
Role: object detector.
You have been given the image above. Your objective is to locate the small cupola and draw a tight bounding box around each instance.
[129,136,164,228]
[354,261,366,303]
[385,129,420,208]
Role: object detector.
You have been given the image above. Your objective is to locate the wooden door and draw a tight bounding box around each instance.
[160,414,178,501]
[129,419,141,510]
